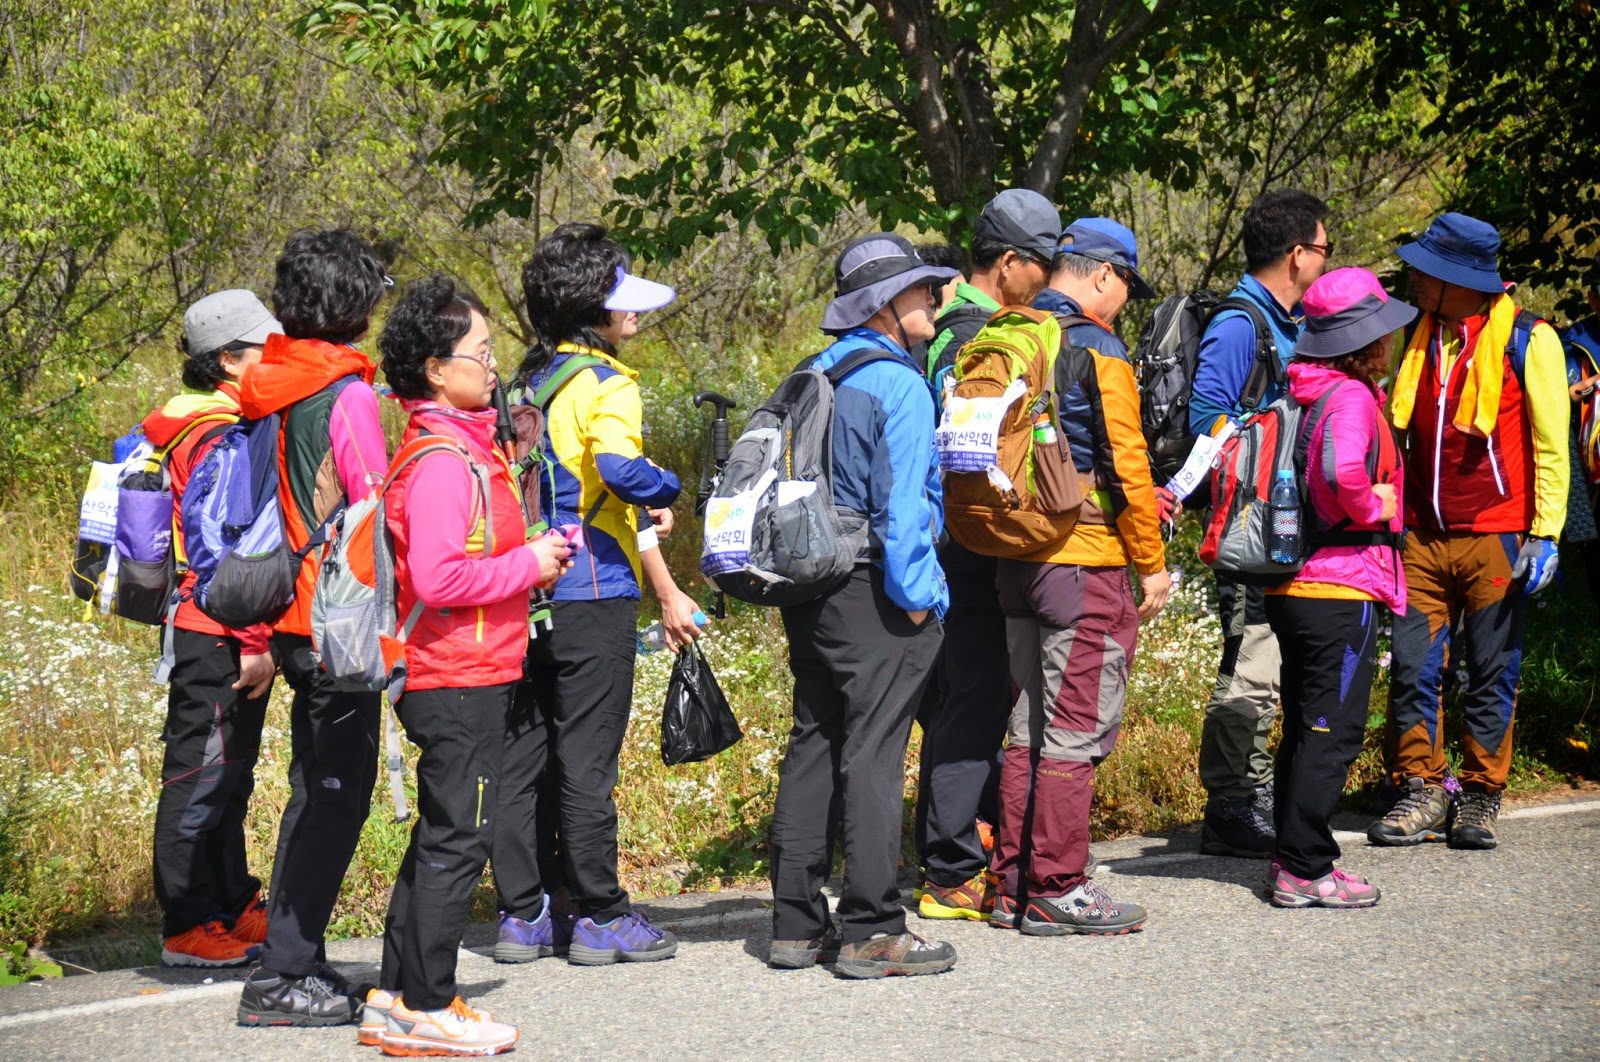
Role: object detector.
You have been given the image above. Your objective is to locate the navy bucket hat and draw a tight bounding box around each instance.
[1395,212,1505,294]
[821,234,959,334]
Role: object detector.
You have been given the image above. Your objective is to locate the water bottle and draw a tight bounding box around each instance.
[1267,468,1302,565]
[637,611,709,654]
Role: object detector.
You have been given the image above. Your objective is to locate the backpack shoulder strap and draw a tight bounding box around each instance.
[823,346,908,386]
[1506,308,1539,384]
[926,300,995,378]
[530,354,606,409]
[1215,297,1284,412]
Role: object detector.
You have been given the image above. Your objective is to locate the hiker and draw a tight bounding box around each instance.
[1263,267,1414,908]
[767,234,958,977]
[149,291,279,969]
[492,222,690,967]
[914,242,966,316]
[915,189,1061,922]
[236,229,392,1026]
[358,277,573,1054]
[1370,213,1570,850]
[1188,190,1332,859]
[985,218,1168,935]
[1560,279,1600,603]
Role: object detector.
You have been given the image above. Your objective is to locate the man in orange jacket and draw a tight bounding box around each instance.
[1370,213,1569,851]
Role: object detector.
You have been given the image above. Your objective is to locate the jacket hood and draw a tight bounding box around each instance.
[139,384,240,448]
[1287,359,1384,407]
[238,334,376,419]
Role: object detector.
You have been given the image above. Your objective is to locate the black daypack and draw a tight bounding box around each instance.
[700,344,909,607]
[1134,291,1281,484]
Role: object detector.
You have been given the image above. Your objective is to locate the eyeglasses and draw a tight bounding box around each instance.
[1300,241,1335,259]
[439,347,495,372]
[1110,264,1136,289]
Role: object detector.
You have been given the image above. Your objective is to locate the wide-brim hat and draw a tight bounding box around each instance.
[1296,266,1418,358]
[821,233,959,334]
[1395,211,1504,294]
[604,265,676,313]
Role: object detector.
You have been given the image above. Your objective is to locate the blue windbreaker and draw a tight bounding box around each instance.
[1187,273,1302,436]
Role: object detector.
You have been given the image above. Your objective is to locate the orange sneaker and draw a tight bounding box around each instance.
[380,996,518,1057]
[916,871,995,922]
[231,894,269,945]
[162,920,259,967]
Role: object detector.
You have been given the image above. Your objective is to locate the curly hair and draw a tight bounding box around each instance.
[516,222,627,383]
[379,275,489,401]
[271,228,389,344]
[1296,337,1391,384]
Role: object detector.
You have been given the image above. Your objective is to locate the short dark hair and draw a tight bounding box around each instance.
[378,275,488,401]
[179,338,249,392]
[516,222,627,382]
[915,242,964,273]
[970,234,1012,271]
[1049,252,1102,280]
[1242,190,1329,272]
[271,228,389,344]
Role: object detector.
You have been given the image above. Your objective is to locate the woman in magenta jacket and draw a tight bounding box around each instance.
[1264,266,1415,909]
[365,276,572,1055]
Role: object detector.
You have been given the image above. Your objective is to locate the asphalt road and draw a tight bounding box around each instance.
[3,796,1596,1060]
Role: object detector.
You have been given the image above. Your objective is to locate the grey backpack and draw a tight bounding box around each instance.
[700,345,904,607]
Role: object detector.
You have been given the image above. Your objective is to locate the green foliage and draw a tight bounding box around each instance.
[0,941,63,986]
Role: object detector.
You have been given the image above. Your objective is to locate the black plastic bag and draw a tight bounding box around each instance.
[661,644,742,765]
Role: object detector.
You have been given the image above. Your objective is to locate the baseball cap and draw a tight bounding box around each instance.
[1057,218,1156,300]
[604,264,676,313]
[973,189,1061,263]
[183,290,282,354]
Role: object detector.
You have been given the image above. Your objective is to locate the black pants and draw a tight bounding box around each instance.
[771,567,943,945]
[260,633,380,978]
[1266,595,1378,879]
[380,684,509,1011]
[153,629,269,937]
[914,539,1008,887]
[493,599,637,922]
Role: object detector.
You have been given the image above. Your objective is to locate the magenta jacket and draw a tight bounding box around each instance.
[1287,360,1407,613]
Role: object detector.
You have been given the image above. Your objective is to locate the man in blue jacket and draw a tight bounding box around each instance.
[1187,189,1330,859]
[767,234,957,979]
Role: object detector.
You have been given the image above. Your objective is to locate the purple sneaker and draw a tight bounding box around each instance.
[568,910,678,966]
[1269,864,1380,909]
[494,894,572,962]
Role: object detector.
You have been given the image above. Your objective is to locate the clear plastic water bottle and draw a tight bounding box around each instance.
[637,611,709,654]
[1267,468,1302,565]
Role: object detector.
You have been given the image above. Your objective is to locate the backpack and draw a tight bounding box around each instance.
[1198,381,1396,577]
[107,413,236,625]
[1563,320,1600,488]
[938,306,1082,557]
[178,377,359,630]
[1134,291,1280,484]
[70,430,152,607]
[504,353,607,535]
[926,300,994,391]
[700,342,907,606]
[309,436,492,699]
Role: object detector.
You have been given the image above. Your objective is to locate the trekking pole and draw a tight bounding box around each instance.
[693,391,737,619]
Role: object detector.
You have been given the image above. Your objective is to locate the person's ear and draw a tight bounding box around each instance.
[424,357,448,391]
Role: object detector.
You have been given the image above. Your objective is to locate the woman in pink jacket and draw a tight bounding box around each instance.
[366,276,572,1056]
[1264,267,1415,909]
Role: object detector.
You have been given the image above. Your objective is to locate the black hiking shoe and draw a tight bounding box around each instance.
[237,965,356,1027]
[1449,790,1501,849]
[833,931,956,979]
[768,925,841,969]
[1367,777,1452,846]
[1200,786,1275,858]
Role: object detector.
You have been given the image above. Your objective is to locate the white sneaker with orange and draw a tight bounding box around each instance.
[380,996,517,1057]
[359,988,397,1047]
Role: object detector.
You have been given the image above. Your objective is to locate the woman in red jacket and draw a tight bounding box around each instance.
[365,276,571,1056]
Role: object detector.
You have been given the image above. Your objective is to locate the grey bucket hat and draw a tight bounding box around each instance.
[183,290,282,354]
[821,234,959,335]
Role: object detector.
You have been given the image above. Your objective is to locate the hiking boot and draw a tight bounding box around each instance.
[1367,777,1452,846]
[1200,788,1275,858]
[1449,790,1502,850]
[989,893,1018,930]
[162,920,260,968]
[237,966,356,1027]
[230,893,269,945]
[917,871,995,922]
[1269,864,1380,909]
[768,925,841,969]
[360,988,397,1047]
[380,996,517,1057]
[568,910,678,965]
[494,894,571,962]
[1020,880,1147,936]
[833,931,957,979]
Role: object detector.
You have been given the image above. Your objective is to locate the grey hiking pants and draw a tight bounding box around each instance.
[1198,573,1280,799]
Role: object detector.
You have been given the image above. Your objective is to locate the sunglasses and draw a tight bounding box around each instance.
[1299,241,1335,259]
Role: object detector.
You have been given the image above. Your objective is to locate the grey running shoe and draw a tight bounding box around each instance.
[1367,777,1452,846]
[1449,790,1501,849]
[1019,880,1148,936]
[768,925,841,969]
[833,931,956,979]
[236,966,355,1027]
[1200,787,1275,858]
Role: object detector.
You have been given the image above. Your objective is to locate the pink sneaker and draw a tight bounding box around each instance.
[1269,864,1380,909]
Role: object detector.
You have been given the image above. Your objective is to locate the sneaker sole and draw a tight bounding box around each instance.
[566,940,679,966]
[379,1031,518,1057]
[1366,826,1448,846]
[359,1026,387,1046]
[492,941,562,963]
[988,916,1016,931]
[1269,889,1381,909]
[767,944,840,969]
[236,1006,354,1028]
[162,948,257,968]
[1018,917,1145,937]
[1446,835,1498,850]
[915,897,991,922]
[832,955,957,979]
